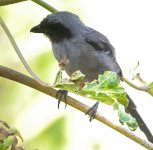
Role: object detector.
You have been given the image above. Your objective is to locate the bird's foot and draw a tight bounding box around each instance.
[56,90,68,109]
[85,102,99,122]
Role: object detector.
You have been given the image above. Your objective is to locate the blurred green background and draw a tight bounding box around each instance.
[1,0,153,149]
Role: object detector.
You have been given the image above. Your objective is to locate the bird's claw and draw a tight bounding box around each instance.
[56,90,68,109]
[85,102,99,121]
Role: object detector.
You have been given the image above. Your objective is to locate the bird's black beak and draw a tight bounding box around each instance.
[30,24,45,33]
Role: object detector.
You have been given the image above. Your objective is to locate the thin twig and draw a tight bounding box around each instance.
[0,65,153,150]
[31,0,58,13]
[122,76,149,92]
[0,0,26,6]
[122,76,153,96]
[0,0,58,13]
[0,17,52,87]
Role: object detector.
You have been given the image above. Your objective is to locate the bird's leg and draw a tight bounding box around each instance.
[72,76,99,122]
[56,90,68,109]
[55,56,69,108]
[85,102,99,121]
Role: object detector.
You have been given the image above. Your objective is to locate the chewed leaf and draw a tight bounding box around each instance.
[148,82,153,96]
[100,88,128,107]
[82,91,115,106]
[54,70,62,84]
[98,71,119,89]
[54,79,78,93]
[70,70,85,81]
[53,70,136,130]
[118,110,138,131]
[1,136,14,149]
[149,82,153,88]
[116,94,128,108]
[82,73,128,107]
[81,80,115,106]
[81,80,98,92]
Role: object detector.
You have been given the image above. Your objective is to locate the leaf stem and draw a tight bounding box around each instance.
[122,76,149,92]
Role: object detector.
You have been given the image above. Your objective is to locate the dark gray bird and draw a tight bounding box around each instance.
[30,11,153,143]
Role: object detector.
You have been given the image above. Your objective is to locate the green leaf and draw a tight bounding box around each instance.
[81,80,98,94]
[54,70,63,84]
[113,103,119,110]
[98,71,119,89]
[54,78,78,93]
[54,70,128,107]
[70,70,85,81]
[149,82,153,88]
[54,70,85,93]
[81,72,128,107]
[109,88,128,107]
[118,110,138,131]
[26,117,67,150]
[148,82,153,96]
[53,70,137,130]
[0,136,14,150]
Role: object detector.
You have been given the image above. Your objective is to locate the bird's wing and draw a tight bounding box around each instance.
[84,29,115,57]
[84,28,122,77]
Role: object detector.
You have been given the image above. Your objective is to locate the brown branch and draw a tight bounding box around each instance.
[0,65,153,149]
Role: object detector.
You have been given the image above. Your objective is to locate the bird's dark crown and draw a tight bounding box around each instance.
[30,11,85,42]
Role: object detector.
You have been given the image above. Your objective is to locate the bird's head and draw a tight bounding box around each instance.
[30,11,85,42]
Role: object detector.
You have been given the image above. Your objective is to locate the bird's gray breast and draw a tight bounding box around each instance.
[52,38,83,74]
[51,37,121,82]
[51,38,101,81]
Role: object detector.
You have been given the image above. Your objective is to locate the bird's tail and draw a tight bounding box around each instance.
[126,94,153,143]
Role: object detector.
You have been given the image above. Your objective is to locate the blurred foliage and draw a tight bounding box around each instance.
[26,117,67,150]
[0,121,24,150]
[30,50,57,83]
